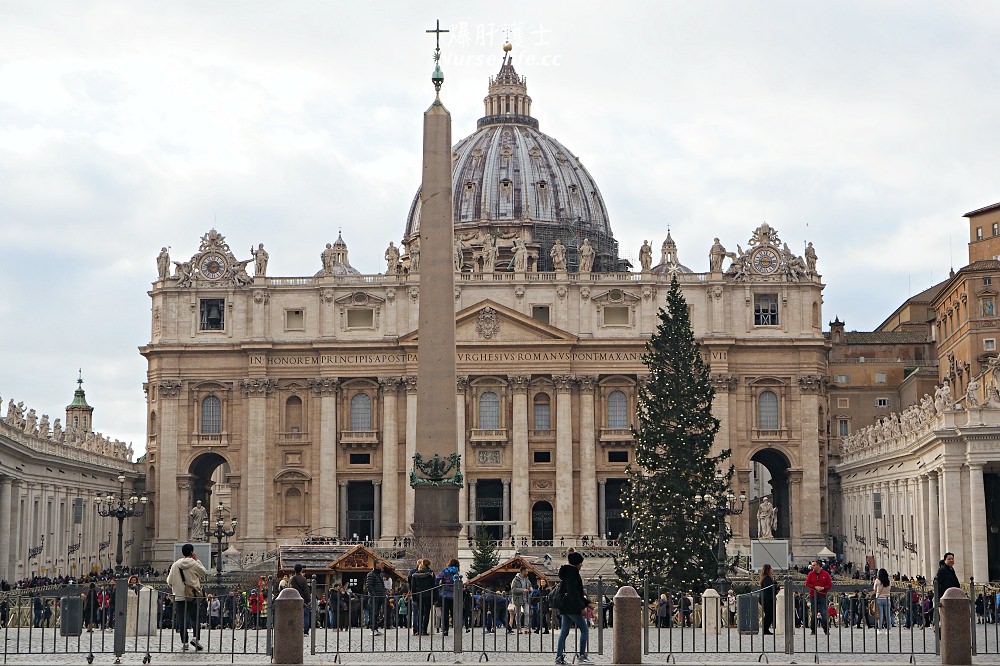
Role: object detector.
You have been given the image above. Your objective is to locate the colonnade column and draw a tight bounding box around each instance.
[468,480,478,538]
[927,472,941,581]
[916,475,928,576]
[310,378,339,536]
[597,479,606,541]
[379,377,400,540]
[241,377,275,552]
[339,482,349,538]
[553,375,575,540]
[0,476,11,580]
[508,375,530,540]
[457,377,469,539]
[940,464,965,578]
[969,463,988,583]
[404,378,418,532]
[578,376,598,539]
[373,481,382,541]
[501,479,511,539]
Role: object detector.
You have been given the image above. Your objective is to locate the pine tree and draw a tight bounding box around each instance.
[467,528,501,578]
[615,274,732,592]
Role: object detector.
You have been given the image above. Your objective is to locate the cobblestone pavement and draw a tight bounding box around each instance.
[5,625,1000,665]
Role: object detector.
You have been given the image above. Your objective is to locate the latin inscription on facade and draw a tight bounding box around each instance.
[248,351,642,367]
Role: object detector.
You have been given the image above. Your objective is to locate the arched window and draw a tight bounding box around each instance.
[758,390,779,430]
[533,393,551,430]
[479,391,500,429]
[201,396,221,434]
[285,396,303,433]
[607,390,628,429]
[350,393,371,431]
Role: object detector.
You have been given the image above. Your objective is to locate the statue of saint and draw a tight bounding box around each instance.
[550,239,567,271]
[454,238,465,272]
[251,243,269,276]
[709,238,728,272]
[384,242,400,274]
[805,242,818,273]
[757,496,777,539]
[639,241,653,272]
[481,235,499,273]
[578,238,595,273]
[321,243,335,275]
[967,379,981,408]
[189,500,209,541]
[513,238,528,273]
[408,238,420,271]
[156,247,171,280]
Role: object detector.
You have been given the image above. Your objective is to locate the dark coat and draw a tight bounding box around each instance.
[557,564,588,614]
[760,574,776,606]
[366,568,386,597]
[936,563,961,593]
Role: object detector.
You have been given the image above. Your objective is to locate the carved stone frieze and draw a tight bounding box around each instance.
[241,378,277,397]
[710,374,739,392]
[308,378,339,396]
[409,286,419,301]
[320,289,335,304]
[580,286,591,300]
[476,307,501,339]
[797,374,827,393]
[158,380,183,398]
[253,290,269,305]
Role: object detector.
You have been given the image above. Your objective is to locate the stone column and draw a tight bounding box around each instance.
[468,480,478,534]
[940,464,965,578]
[0,476,11,580]
[339,482,349,538]
[969,463,988,583]
[598,479,607,540]
[373,481,382,541]
[241,377,275,552]
[578,376,598,539]
[508,375,530,539]
[155,380,182,563]
[916,475,928,576]
[379,377,400,540]
[403,378,418,531]
[787,469,803,557]
[310,378,339,535]
[502,478,511,539]
[457,376,469,538]
[554,375,575,540]
[796,377,824,549]
[927,472,941,581]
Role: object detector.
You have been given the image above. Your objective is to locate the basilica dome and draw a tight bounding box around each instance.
[404,47,624,273]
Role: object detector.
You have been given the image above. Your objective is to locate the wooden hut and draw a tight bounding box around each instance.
[277,543,406,595]
[466,556,557,593]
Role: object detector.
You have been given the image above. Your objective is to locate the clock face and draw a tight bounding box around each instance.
[200,253,228,280]
[751,248,780,275]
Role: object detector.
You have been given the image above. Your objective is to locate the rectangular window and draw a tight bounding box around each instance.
[837,397,850,408]
[875,397,890,408]
[349,453,371,465]
[986,339,997,352]
[985,277,993,285]
[754,294,779,326]
[608,451,629,463]
[285,309,304,330]
[531,305,550,325]
[993,223,998,236]
[838,419,850,437]
[834,375,850,384]
[873,491,882,519]
[603,306,630,326]
[874,373,887,383]
[533,402,551,430]
[533,451,552,464]
[977,227,984,241]
[199,298,225,331]
[346,308,374,329]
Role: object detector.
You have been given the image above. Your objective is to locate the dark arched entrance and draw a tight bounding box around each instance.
[531,501,554,545]
[188,452,229,508]
[749,449,791,539]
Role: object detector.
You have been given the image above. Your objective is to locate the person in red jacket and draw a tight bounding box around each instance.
[805,560,833,635]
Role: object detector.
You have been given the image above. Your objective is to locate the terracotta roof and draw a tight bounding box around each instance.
[466,555,557,590]
[964,202,1000,217]
[826,331,933,344]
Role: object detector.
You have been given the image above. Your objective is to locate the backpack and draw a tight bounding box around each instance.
[548,582,566,611]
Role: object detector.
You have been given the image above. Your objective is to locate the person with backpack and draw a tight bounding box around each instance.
[435,558,460,636]
[554,551,593,665]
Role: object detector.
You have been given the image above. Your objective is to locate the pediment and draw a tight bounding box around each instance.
[398,300,576,344]
[590,288,640,304]
[334,291,385,306]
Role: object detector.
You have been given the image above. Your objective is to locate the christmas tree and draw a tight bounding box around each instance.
[467,528,501,578]
[615,274,732,591]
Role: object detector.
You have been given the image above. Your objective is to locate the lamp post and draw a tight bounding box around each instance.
[203,501,237,589]
[695,483,747,595]
[94,471,146,657]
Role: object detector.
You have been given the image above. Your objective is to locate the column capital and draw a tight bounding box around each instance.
[240,378,277,397]
[158,380,183,398]
[309,377,340,396]
[797,374,827,393]
[457,375,469,392]
[378,377,401,394]
[501,478,511,488]
[403,377,418,393]
[507,375,531,393]
[372,480,382,488]
[710,373,738,392]
[552,375,575,392]
[339,481,349,488]
[577,375,599,393]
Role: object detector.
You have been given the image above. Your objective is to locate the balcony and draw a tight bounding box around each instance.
[470,428,509,446]
[339,430,380,449]
[752,428,790,440]
[277,431,311,446]
[599,428,634,446]
[193,433,226,447]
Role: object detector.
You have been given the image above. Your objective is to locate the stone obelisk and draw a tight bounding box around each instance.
[411,21,461,565]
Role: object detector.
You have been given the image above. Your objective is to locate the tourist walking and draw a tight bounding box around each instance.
[555,551,593,664]
[873,568,892,632]
[365,561,387,635]
[436,558,461,636]
[408,559,435,635]
[805,560,832,635]
[759,564,776,635]
[166,543,208,651]
[289,563,312,635]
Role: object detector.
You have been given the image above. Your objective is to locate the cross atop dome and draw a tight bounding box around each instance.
[480,42,535,129]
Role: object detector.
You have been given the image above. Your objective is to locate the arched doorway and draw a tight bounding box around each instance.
[531,501,554,545]
[749,448,791,539]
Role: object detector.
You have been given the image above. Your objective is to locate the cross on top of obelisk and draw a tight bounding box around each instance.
[426,19,449,93]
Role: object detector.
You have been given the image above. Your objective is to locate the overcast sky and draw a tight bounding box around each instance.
[1,1,998,457]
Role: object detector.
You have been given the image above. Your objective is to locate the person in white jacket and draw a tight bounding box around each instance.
[167,543,208,650]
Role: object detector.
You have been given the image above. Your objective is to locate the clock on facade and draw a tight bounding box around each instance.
[750,247,780,275]
[200,253,228,280]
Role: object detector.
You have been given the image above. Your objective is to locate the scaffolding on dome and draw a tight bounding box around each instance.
[529,220,627,273]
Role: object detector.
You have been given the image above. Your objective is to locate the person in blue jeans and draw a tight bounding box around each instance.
[555,550,593,665]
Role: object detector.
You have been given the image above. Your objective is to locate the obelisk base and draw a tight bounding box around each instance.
[411,485,461,566]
